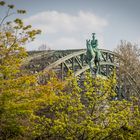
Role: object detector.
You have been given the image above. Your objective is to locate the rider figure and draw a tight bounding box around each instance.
[91,33,96,49]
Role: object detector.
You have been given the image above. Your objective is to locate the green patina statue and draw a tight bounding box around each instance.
[86,33,102,74]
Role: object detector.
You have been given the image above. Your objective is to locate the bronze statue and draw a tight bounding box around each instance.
[86,33,102,74]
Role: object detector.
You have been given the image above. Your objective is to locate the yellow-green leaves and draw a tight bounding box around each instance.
[17,9,26,14]
[0,1,5,6]
[0,0,41,80]
[8,4,14,9]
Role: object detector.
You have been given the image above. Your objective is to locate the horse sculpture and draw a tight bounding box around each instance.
[86,33,102,74]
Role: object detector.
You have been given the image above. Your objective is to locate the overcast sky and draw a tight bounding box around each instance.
[2,0,140,50]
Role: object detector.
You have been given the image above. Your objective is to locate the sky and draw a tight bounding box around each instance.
[1,0,140,51]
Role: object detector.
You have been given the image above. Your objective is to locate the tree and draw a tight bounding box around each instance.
[0,1,49,139]
[31,73,140,140]
[115,40,140,99]
[0,1,41,80]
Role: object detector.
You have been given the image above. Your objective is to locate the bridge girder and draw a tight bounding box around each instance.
[23,49,139,100]
[25,49,119,80]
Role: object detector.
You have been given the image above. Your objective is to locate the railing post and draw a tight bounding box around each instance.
[72,57,75,72]
[61,63,64,80]
[106,52,109,76]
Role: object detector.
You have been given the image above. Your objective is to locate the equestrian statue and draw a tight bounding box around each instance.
[86,33,102,74]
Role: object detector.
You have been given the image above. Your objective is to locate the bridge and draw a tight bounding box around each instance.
[24,49,119,79]
[23,49,139,99]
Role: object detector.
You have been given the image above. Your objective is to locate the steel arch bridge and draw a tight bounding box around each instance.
[25,49,119,79]
[24,49,139,99]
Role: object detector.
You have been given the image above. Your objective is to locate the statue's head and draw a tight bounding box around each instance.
[92,33,95,38]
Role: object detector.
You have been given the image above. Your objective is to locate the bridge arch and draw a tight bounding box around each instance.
[24,49,138,99]
[24,49,119,78]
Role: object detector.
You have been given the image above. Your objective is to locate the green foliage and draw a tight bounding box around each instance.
[29,73,140,140]
[1,66,140,139]
[0,0,41,80]
[7,5,14,9]
[0,1,5,6]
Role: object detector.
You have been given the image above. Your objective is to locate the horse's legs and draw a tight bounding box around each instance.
[96,61,100,74]
[89,58,95,74]
[94,59,100,75]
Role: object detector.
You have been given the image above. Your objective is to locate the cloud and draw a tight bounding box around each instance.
[24,11,108,50]
[51,37,83,50]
